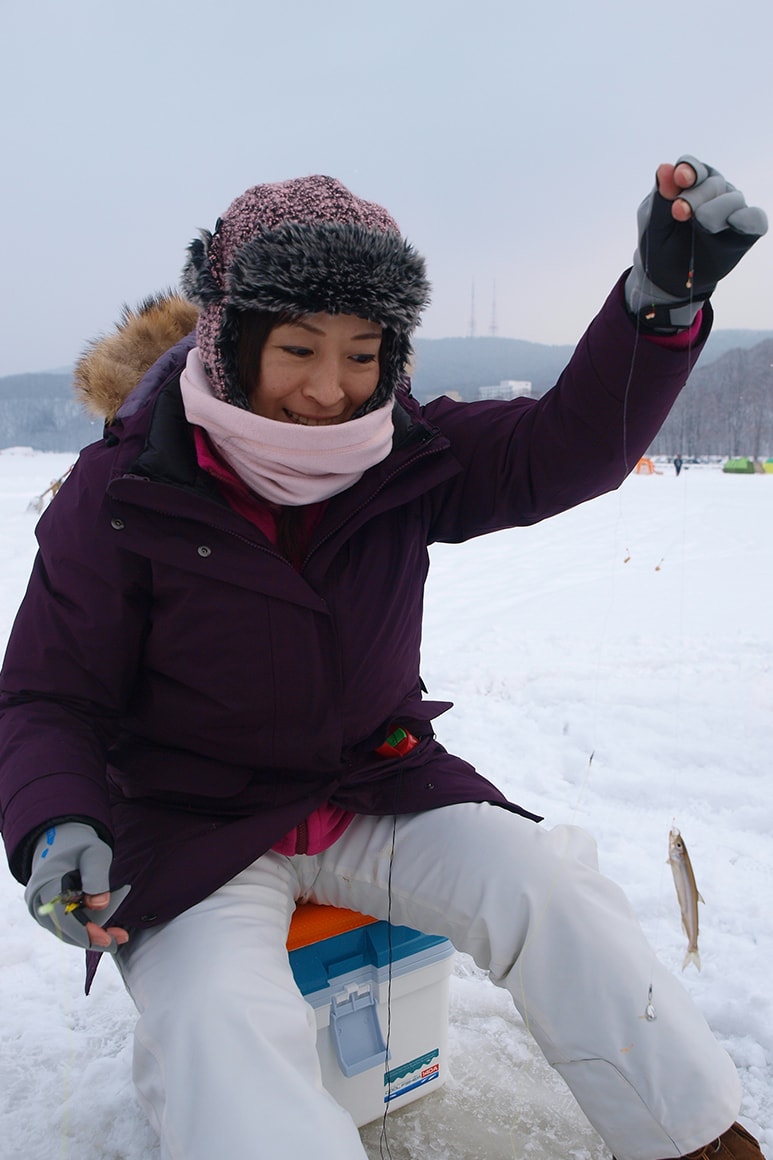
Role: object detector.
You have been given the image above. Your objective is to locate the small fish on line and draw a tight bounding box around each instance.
[668,827,704,971]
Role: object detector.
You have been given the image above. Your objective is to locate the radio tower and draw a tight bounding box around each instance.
[490,281,498,337]
[468,280,476,338]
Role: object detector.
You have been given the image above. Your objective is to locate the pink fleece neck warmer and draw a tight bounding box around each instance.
[179,347,394,506]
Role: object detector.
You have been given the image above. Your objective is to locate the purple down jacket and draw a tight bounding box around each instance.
[0,278,709,938]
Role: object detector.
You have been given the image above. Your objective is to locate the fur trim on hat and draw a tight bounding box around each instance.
[183,221,428,331]
[179,175,431,411]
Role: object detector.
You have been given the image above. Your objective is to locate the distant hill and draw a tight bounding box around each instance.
[0,371,74,399]
[0,372,100,452]
[410,328,773,402]
[701,328,773,363]
[1,327,771,452]
[410,337,573,399]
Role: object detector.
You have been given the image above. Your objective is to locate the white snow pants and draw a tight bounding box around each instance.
[116,804,740,1160]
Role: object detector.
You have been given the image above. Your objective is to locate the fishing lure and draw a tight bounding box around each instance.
[37,890,84,917]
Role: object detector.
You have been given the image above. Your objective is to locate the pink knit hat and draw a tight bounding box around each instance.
[181,175,430,411]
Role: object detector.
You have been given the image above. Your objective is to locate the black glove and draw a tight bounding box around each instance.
[625,155,767,332]
[24,822,130,953]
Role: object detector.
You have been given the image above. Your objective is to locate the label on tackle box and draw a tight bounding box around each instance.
[383,1048,440,1102]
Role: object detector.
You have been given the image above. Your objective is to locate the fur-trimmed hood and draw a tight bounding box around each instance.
[73,292,199,424]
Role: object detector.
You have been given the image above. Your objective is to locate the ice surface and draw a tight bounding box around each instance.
[0,450,770,1158]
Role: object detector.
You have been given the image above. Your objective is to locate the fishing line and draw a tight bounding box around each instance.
[611,204,699,968]
[505,207,701,1154]
[645,215,699,996]
[647,417,694,986]
[47,904,78,1160]
[621,214,701,1014]
[377,811,397,1160]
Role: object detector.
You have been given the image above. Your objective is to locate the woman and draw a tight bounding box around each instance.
[0,162,767,1160]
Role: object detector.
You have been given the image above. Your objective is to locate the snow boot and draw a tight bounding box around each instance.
[677,1123,766,1160]
[615,1124,766,1160]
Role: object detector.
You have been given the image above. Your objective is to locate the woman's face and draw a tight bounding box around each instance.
[249,312,383,424]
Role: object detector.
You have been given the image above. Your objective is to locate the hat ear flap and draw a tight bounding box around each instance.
[352,328,412,417]
[181,230,223,306]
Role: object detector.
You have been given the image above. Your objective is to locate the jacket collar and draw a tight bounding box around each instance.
[107,360,460,574]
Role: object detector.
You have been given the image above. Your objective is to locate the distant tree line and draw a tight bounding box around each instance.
[647,339,773,459]
[0,373,99,451]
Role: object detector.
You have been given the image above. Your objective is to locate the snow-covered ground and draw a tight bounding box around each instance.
[1,448,771,1160]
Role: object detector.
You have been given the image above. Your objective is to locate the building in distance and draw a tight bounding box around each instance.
[477,380,533,401]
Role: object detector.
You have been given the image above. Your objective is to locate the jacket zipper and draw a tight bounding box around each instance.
[295,817,309,856]
[299,438,445,570]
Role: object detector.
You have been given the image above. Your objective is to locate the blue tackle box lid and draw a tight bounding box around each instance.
[289,920,452,999]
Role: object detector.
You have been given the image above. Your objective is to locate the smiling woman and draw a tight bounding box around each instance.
[246,313,383,424]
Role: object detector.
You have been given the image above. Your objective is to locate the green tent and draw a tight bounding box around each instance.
[722,457,756,474]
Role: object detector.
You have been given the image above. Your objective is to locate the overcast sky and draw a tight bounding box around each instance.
[2,0,771,377]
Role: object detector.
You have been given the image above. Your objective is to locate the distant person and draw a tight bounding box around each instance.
[0,157,767,1160]
[675,455,684,475]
